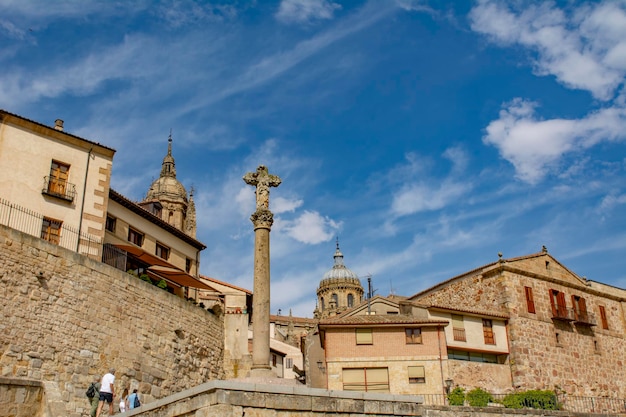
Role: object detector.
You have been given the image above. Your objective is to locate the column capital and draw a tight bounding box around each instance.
[250,208,274,229]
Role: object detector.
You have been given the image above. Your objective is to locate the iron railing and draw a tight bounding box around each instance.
[41,176,76,202]
[420,393,626,415]
[0,197,101,258]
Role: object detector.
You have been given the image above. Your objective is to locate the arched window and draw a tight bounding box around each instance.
[348,293,354,307]
[321,297,325,310]
[331,293,338,305]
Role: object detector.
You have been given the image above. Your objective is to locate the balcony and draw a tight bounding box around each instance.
[551,306,574,322]
[573,310,597,326]
[42,176,76,202]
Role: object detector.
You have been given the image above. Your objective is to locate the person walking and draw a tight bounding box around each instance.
[88,375,101,417]
[128,389,140,410]
[95,368,115,417]
[119,388,128,413]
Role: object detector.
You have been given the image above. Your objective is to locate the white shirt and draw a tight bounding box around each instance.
[100,372,115,394]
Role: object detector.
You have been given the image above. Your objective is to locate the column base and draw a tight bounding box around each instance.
[249,368,275,379]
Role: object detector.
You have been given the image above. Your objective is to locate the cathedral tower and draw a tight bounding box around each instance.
[141,134,197,237]
[314,240,364,319]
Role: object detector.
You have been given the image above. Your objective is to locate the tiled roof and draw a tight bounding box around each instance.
[319,314,448,326]
[427,305,510,319]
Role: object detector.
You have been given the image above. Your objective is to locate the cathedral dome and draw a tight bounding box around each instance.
[315,241,364,318]
[146,175,188,204]
[320,245,360,285]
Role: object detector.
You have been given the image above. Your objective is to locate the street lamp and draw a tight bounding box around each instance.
[316,360,326,373]
[444,378,454,393]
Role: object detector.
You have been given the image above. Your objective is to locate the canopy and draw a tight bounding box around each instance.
[113,244,213,290]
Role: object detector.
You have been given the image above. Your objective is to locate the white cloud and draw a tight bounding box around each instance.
[273,196,303,214]
[469,0,626,100]
[442,146,469,174]
[391,181,468,216]
[483,98,626,183]
[275,0,341,24]
[600,193,626,211]
[279,210,340,244]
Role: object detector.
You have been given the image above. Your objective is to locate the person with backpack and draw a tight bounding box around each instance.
[128,389,140,410]
[86,375,101,417]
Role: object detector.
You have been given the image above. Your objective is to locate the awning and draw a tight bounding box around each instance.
[148,265,214,290]
[113,244,172,268]
[113,243,213,290]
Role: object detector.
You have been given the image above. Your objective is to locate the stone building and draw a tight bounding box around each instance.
[406,247,626,398]
[0,109,115,259]
[314,241,364,318]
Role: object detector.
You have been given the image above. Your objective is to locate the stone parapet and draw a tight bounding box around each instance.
[0,377,44,417]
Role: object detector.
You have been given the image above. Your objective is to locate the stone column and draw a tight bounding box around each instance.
[243,165,281,376]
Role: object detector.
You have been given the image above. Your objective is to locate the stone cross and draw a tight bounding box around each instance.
[243,165,281,376]
[243,165,282,211]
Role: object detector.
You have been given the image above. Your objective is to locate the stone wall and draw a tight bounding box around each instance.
[118,380,617,417]
[0,225,224,417]
[0,377,45,417]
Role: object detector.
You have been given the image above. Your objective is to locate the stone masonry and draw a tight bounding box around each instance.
[411,252,626,398]
[0,225,224,416]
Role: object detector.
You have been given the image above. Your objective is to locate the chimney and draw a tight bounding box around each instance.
[54,119,64,131]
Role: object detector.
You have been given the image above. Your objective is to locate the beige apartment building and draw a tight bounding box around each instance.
[0,109,115,259]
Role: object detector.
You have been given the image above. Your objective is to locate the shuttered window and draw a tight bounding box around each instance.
[356,328,373,345]
[599,306,609,330]
[451,314,466,342]
[343,368,389,392]
[408,366,425,383]
[524,286,535,313]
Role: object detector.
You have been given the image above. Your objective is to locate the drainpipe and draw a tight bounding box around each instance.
[77,147,93,252]
[438,326,446,395]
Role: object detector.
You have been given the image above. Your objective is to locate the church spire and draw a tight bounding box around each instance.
[160,130,177,178]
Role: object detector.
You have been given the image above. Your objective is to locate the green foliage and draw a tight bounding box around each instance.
[139,274,152,284]
[447,387,465,406]
[502,390,559,410]
[127,269,138,277]
[156,279,168,289]
[466,388,493,407]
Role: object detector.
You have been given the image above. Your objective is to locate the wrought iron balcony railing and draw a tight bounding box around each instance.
[42,176,76,202]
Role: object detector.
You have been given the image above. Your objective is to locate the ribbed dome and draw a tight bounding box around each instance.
[320,244,360,285]
[145,176,188,203]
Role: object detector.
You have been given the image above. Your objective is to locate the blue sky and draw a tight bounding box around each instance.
[1,0,625,317]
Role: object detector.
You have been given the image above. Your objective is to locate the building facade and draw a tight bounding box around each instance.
[0,109,115,259]
[407,247,626,398]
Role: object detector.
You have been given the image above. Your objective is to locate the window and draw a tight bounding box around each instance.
[331,293,338,306]
[286,358,293,369]
[320,297,325,310]
[451,314,466,342]
[408,366,425,383]
[524,286,535,313]
[343,368,389,392]
[155,242,170,260]
[48,160,70,196]
[347,293,354,307]
[128,228,144,246]
[549,289,568,319]
[482,319,495,345]
[405,328,422,344]
[185,258,192,273]
[41,217,62,244]
[272,354,277,367]
[105,215,116,233]
[355,328,373,345]
[571,295,588,322]
[599,306,608,330]
[448,349,498,363]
